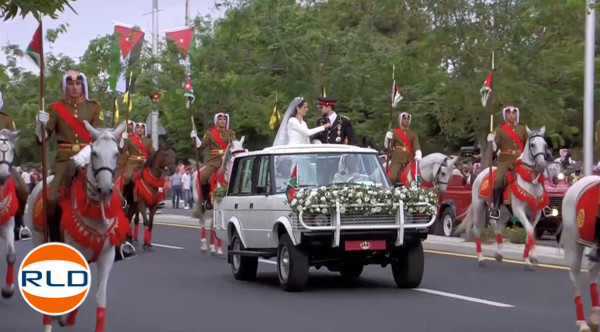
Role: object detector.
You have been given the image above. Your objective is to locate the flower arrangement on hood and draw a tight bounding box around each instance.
[286,185,438,216]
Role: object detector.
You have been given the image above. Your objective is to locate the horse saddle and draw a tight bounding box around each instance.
[573,181,600,246]
[390,161,418,187]
[478,170,512,205]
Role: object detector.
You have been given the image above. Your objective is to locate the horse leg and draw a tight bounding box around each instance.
[569,243,591,331]
[492,213,510,263]
[588,262,600,332]
[471,202,486,266]
[95,245,115,332]
[1,219,15,298]
[139,200,152,251]
[513,205,537,269]
[43,315,52,332]
[147,205,158,249]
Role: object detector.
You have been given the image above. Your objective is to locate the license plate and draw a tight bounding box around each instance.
[344,240,386,251]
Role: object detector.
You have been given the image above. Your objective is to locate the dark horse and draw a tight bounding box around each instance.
[125,145,177,250]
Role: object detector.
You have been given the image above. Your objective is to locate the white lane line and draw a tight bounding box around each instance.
[414,288,515,308]
[259,259,276,265]
[151,243,185,250]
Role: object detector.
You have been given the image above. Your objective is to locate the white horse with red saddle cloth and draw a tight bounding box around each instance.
[25,121,128,332]
[192,137,246,256]
[390,153,458,194]
[455,126,549,269]
[560,175,600,332]
[0,129,22,300]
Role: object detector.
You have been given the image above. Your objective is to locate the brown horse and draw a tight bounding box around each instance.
[125,145,177,250]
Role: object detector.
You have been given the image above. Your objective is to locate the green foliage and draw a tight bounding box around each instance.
[0,0,76,21]
[0,0,598,167]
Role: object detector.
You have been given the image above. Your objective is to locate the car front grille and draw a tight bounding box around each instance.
[548,196,563,216]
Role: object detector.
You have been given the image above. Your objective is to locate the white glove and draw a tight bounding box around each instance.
[384,131,393,148]
[190,130,202,148]
[415,150,422,161]
[119,132,128,149]
[385,131,393,139]
[71,145,91,167]
[487,133,495,142]
[37,110,49,125]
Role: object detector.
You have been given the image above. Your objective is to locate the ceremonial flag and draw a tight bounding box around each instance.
[391,80,402,108]
[286,164,298,202]
[122,71,134,112]
[108,24,145,93]
[184,75,194,101]
[322,86,327,98]
[269,93,281,131]
[480,71,493,107]
[165,26,195,59]
[26,23,43,68]
[113,97,120,124]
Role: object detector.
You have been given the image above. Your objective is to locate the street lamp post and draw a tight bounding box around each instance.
[584,0,596,175]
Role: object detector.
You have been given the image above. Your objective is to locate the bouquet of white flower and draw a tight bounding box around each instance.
[287,185,438,216]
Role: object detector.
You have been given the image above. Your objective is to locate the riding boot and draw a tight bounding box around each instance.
[13,209,30,241]
[202,184,213,210]
[588,217,600,262]
[489,188,503,220]
[114,241,137,262]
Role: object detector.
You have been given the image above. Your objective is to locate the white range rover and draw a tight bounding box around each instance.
[214,144,437,292]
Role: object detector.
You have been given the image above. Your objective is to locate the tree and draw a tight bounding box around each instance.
[0,0,77,21]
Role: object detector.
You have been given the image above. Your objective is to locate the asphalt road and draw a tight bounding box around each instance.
[0,223,584,332]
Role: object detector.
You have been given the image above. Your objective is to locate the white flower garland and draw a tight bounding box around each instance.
[287,185,438,216]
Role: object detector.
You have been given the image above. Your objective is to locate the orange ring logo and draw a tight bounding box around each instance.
[577,209,585,229]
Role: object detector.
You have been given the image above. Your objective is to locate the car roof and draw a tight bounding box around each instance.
[237,144,379,158]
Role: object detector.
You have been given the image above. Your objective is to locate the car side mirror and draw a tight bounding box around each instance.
[256,186,268,195]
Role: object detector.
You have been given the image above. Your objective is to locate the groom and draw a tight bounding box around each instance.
[312,97,357,145]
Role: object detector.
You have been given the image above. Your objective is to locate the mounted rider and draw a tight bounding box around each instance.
[116,119,135,178]
[35,70,135,261]
[192,112,236,210]
[384,112,422,185]
[0,92,31,241]
[487,106,528,220]
[119,122,155,207]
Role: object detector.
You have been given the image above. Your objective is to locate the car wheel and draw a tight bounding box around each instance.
[339,263,364,280]
[277,233,309,292]
[392,241,424,289]
[435,208,456,237]
[230,233,258,281]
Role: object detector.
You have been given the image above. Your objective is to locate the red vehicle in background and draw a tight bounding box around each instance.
[430,147,572,239]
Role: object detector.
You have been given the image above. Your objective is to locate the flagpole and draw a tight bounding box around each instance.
[385,65,395,178]
[38,18,49,243]
[118,76,132,195]
[487,51,495,211]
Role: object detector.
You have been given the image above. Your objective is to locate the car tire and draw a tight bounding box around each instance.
[435,208,456,237]
[230,233,258,281]
[277,233,309,292]
[339,263,364,280]
[392,241,424,289]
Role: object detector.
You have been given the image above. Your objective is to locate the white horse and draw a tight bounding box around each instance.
[25,121,127,332]
[455,126,548,269]
[560,175,600,332]
[0,129,21,299]
[192,137,246,256]
[401,153,458,194]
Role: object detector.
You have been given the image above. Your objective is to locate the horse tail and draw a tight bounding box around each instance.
[454,203,474,236]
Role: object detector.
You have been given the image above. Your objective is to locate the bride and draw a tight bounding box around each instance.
[273,97,332,146]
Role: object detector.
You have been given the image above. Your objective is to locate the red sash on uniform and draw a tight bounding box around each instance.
[52,102,92,143]
[211,127,228,150]
[130,136,149,158]
[393,128,414,156]
[500,123,524,152]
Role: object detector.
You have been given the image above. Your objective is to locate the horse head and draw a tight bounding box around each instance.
[523,126,547,173]
[0,129,18,186]
[147,144,177,177]
[220,136,247,182]
[419,153,458,194]
[84,120,125,202]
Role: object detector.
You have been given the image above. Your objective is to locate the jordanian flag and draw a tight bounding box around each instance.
[26,22,43,68]
[286,164,298,202]
[108,24,145,93]
[165,26,195,59]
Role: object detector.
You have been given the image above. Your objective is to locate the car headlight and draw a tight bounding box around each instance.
[552,208,559,217]
[557,173,565,180]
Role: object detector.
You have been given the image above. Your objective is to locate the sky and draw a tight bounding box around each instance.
[0,0,224,72]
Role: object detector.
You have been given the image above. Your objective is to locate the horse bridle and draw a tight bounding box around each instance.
[0,137,14,168]
[431,157,449,186]
[520,133,546,169]
[81,145,116,196]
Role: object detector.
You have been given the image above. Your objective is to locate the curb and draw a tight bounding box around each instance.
[153,213,574,268]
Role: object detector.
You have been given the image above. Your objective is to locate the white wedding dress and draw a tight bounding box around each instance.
[286,117,326,145]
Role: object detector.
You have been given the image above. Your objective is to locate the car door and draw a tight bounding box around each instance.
[248,155,272,247]
[227,155,260,248]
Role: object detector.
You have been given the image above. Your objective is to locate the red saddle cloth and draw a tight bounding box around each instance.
[575,181,600,245]
[134,168,165,206]
[0,178,19,227]
[478,170,511,204]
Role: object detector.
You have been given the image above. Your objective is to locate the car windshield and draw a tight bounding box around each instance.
[545,162,563,178]
[274,152,389,193]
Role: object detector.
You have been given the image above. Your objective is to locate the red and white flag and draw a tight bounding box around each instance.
[391,80,402,108]
[480,71,493,107]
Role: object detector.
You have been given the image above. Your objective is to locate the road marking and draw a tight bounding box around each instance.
[424,249,572,271]
[259,258,276,265]
[151,243,185,250]
[414,288,515,308]
[152,222,573,271]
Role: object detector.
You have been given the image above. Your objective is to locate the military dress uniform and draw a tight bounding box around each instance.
[488,106,527,218]
[199,113,236,209]
[0,109,31,240]
[313,98,356,145]
[116,120,135,178]
[120,128,154,204]
[387,127,421,185]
